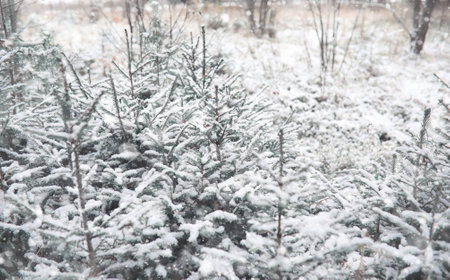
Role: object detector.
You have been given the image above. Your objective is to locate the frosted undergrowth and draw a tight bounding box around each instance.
[209,17,449,173]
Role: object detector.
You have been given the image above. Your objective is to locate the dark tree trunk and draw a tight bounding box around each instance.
[7,0,16,34]
[412,0,421,30]
[411,0,437,54]
[267,0,277,38]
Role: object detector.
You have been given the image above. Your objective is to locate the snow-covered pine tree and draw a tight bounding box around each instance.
[237,127,296,279]
[150,26,274,279]
[338,107,450,279]
[0,39,67,278]
[231,108,320,279]
[231,95,379,279]
[0,42,107,278]
[80,3,184,277]
[371,107,449,279]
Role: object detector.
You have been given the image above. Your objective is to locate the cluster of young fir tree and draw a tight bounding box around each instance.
[1,2,448,279]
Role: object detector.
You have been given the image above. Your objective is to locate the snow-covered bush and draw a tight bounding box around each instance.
[1,8,276,278]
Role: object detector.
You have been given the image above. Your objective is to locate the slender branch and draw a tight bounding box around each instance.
[433,73,450,89]
[151,77,177,124]
[167,122,191,164]
[338,4,363,73]
[61,52,92,99]
[125,28,135,98]
[369,3,412,38]
[109,75,127,140]
[201,25,206,90]
[112,60,129,79]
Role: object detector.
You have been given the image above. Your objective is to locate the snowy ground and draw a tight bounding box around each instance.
[20,1,450,171]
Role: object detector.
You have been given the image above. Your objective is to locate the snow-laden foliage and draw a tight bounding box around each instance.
[1,2,449,279]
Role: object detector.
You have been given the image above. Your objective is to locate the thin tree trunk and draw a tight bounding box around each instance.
[73,146,97,275]
[200,160,204,193]
[277,130,283,247]
[214,85,222,162]
[259,0,269,36]
[0,0,9,38]
[201,25,206,89]
[125,29,135,98]
[276,129,284,280]
[267,0,277,38]
[429,185,441,241]
[246,0,257,34]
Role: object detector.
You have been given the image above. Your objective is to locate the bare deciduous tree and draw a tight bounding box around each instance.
[245,0,276,37]
[307,0,361,90]
[0,0,21,38]
[373,0,439,54]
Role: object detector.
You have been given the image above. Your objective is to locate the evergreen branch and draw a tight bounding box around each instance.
[151,77,178,124]
[72,91,106,142]
[167,122,191,163]
[109,75,127,140]
[418,108,431,150]
[61,52,92,99]
[373,207,422,236]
